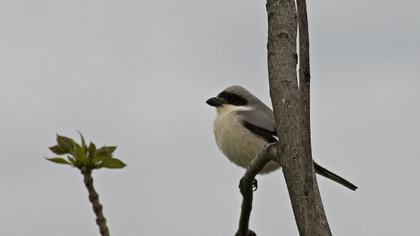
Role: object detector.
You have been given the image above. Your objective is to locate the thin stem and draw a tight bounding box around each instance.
[81,167,110,236]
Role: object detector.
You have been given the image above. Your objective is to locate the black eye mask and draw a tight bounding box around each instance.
[218,91,248,106]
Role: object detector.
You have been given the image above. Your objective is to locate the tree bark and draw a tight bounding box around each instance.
[266,0,332,235]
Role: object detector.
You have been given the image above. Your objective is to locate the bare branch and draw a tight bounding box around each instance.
[266,0,332,235]
[296,0,332,234]
[235,143,278,236]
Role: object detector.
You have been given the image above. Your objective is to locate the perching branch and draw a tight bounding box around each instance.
[266,0,332,235]
[235,143,279,236]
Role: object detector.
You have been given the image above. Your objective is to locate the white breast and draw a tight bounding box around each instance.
[213,105,280,174]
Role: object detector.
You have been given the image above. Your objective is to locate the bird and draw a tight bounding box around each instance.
[206,85,357,191]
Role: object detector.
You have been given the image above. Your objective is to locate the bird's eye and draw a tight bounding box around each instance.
[218,91,248,106]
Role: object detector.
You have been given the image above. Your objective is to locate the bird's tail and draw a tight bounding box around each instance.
[314,162,358,191]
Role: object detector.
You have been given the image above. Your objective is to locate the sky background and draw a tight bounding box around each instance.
[1,0,419,235]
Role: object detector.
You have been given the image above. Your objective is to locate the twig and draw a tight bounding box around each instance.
[47,134,125,236]
[81,167,110,236]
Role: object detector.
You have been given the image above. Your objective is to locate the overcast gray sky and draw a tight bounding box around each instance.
[1,0,419,235]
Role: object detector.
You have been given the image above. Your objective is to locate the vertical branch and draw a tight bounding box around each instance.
[297,0,312,154]
[297,0,311,139]
[297,0,311,93]
[266,0,305,232]
[266,0,331,235]
[81,167,110,236]
[296,0,332,233]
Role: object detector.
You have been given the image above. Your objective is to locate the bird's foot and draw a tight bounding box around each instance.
[239,177,258,195]
[252,179,258,192]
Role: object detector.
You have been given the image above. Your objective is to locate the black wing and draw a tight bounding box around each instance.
[238,110,277,143]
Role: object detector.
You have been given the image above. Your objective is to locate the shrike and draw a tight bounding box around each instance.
[206,85,357,191]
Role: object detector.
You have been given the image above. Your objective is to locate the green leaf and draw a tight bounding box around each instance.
[78,132,87,150]
[88,142,96,159]
[92,155,109,162]
[49,145,69,155]
[95,146,117,158]
[46,157,71,165]
[56,134,75,153]
[73,144,87,164]
[93,156,126,169]
[96,157,126,169]
[67,156,77,165]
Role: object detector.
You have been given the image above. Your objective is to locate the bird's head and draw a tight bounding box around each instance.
[206,85,256,114]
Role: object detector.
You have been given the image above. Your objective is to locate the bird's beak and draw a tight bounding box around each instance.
[206,97,225,107]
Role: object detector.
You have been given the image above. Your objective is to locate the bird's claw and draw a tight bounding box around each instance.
[239,177,258,194]
[252,179,258,191]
